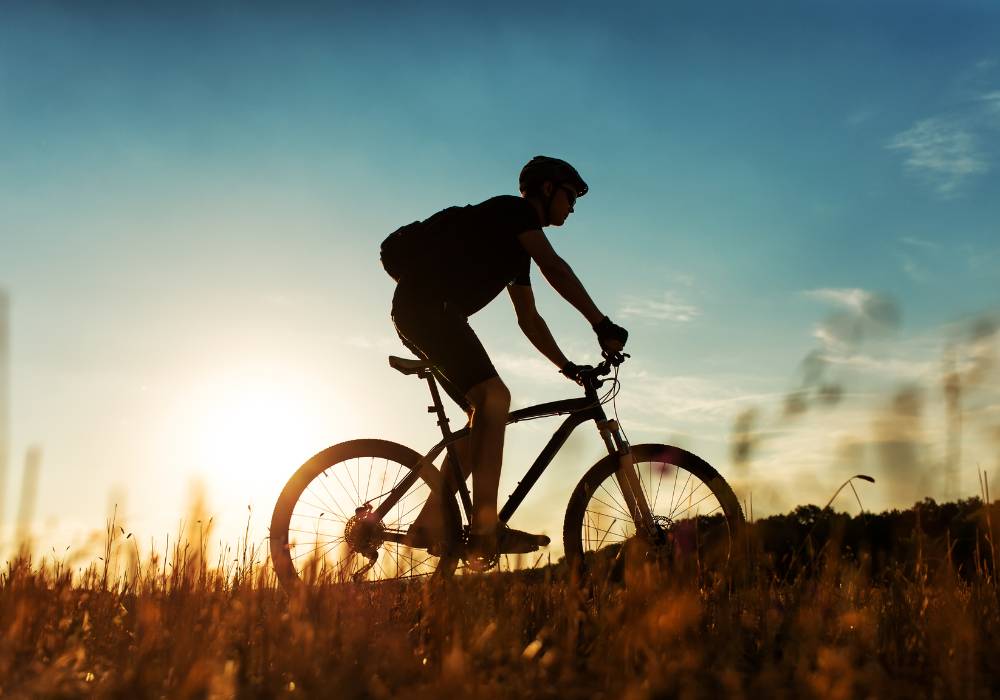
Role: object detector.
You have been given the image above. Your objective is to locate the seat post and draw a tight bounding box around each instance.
[421,371,451,437]
[422,371,475,522]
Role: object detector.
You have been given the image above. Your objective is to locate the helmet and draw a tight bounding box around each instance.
[518,156,588,198]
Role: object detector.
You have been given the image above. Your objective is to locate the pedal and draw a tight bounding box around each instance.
[497,532,550,554]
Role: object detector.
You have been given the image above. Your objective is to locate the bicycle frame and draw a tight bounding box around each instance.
[372,364,656,544]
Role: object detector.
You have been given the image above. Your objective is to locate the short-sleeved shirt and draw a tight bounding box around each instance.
[406,195,541,317]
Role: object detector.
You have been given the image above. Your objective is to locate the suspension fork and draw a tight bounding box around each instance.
[597,419,656,535]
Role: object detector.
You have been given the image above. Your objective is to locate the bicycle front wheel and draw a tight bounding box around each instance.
[563,443,745,580]
[270,439,461,589]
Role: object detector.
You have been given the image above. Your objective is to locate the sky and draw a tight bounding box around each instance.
[1,0,998,560]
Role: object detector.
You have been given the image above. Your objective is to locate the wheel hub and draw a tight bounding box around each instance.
[344,504,386,557]
[648,515,676,553]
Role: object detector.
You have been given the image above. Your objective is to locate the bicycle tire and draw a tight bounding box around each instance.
[563,443,745,581]
[270,439,461,590]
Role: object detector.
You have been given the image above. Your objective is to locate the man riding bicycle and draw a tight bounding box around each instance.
[381,156,628,558]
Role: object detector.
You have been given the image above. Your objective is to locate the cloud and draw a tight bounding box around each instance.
[492,351,564,385]
[886,117,990,196]
[345,334,402,353]
[822,353,936,381]
[845,107,877,127]
[803,287,872,312]
[615,368,776,430]
[900,254,928,283]
[619,292,699,323]
[896,238,938,283]
[982,91,1000,115]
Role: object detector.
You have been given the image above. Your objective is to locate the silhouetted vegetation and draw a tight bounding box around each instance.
[752,497,999,582]
[1,499,999,698]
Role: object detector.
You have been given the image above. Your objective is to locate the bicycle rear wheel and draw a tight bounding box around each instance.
[563,443,745,581]
[270,439,461,589]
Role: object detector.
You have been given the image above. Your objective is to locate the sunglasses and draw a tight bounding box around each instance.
[559,185,578,207]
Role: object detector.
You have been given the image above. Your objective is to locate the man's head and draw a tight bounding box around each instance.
[519,156,588,227]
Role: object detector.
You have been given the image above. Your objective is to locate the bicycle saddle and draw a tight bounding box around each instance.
[388,355,433,375]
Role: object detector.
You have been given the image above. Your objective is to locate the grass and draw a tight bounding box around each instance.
[2,500,1000,699]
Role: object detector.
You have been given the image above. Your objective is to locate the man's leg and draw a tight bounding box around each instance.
[407,431,471,538]
[464,377,511,535]
[440,432,474,495]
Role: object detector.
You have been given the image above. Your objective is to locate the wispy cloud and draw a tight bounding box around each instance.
[822,352,936,381]
[900,254,928,283]
[802,287,872,312]
[886,117,989,196]
[493,351,564,385]
[615,368,777,433]
[896,238,938,283]
[619,292,699,322]
[982,91,1000,114]
[346,334,402,353]
[845,107,877,127]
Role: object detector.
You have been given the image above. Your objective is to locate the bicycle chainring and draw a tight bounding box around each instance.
[464,551,500,572]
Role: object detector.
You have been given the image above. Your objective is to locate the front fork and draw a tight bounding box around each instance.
[597,419,657,537]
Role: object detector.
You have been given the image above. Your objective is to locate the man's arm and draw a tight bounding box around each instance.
[517,229,605,325]
[507,284,570,369]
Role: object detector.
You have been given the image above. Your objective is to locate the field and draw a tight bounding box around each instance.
[2,499,999,699]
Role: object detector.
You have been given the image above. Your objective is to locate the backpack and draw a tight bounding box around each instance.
[379,205,469,282]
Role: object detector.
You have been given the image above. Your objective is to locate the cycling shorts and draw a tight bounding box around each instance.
[391,282,499,413]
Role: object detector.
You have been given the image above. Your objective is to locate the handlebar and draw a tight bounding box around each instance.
[577,351,629,389]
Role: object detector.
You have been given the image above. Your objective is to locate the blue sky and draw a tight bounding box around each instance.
[1,1,998,555]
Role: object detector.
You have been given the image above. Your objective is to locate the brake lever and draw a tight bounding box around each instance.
[601,351,630,367]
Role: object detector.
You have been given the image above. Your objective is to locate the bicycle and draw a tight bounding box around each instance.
[269,352,745,588]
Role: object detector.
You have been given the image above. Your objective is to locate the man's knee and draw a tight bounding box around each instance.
[466,376,510,416]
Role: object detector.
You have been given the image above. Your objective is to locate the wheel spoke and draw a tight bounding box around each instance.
[364,456,375,505]
[570,450,740,578]
[287,526,343,537]
[668,463,680,516]
[347,458,361,505]
[389,489,430,524]
[671,471,692,517]
[275,447,457,586]
[589,516,620,551]
[593,488,633,520]
[316,477,351,520]
[669,492,720,520]
[295,495,344,517]
[669,479,706,519]
[289,511,348,525]
[290,538,343,562]
[328,467,359,511]
[652,461,667,512]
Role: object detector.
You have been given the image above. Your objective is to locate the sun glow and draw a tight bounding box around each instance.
[168,365,342,516]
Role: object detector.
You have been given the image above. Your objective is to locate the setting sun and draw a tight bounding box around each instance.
[165,365,338,518]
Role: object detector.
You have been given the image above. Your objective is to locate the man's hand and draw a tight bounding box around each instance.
[593,316,629,353]
[560,361,588,385]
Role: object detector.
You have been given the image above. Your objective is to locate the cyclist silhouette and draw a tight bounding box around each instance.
[383,156,628,558]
